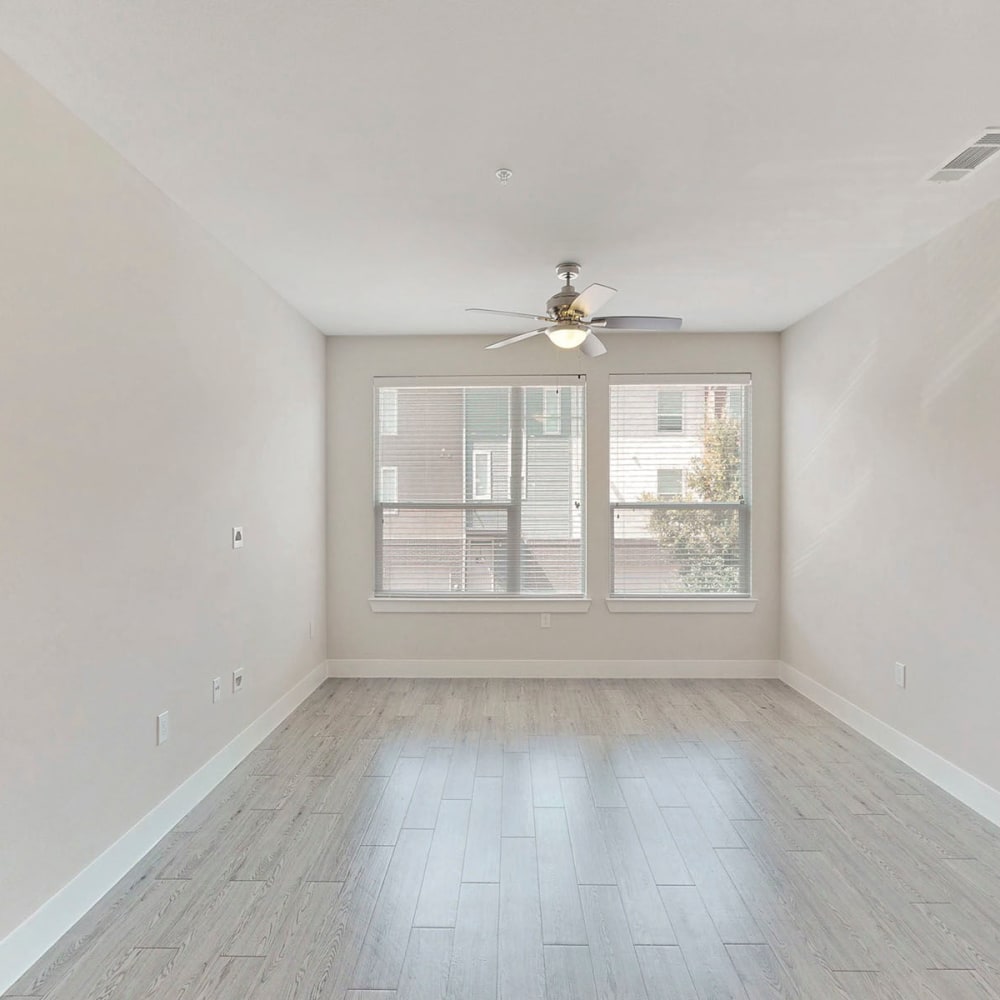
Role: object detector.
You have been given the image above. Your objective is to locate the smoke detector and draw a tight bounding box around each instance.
[929,130,1000,183]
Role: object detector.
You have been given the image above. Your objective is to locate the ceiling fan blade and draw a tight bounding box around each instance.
[579,332,607,357]
[467,307,550,322]
[591,315,683,331]
[570,283,617,317]
[485,328,549,350]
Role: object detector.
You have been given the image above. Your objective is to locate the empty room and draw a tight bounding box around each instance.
[2,1,1000,998]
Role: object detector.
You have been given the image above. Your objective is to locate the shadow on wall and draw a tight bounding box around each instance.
[920,298,1000,410]
[789,339,879,484]
[788,468,872,579]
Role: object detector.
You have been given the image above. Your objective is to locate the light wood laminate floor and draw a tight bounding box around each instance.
[8,679,1000,1000]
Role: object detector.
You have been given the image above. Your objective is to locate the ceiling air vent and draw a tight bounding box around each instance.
[929,129,1000,183]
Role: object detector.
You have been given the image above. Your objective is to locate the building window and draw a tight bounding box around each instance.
[610,376,751,597]
[472,449,492,500]
[656,389,683,432]
[656,469,683,500]
[542,387,562,435]
[373,378,585,597]
[379,466,398,503]
[379,388,399,436]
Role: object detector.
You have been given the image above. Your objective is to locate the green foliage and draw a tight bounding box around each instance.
[646,416,743,594]
[686,417,742,502]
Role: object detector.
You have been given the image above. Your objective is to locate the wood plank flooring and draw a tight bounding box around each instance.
[8,678,1000,999]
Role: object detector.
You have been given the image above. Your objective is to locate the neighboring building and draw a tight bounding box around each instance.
[376,382,744,596]
[609,383,748,595]
[609,384,743,503]
[376,384,584,595]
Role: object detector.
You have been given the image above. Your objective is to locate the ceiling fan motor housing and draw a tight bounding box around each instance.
[547,289,584,318]
[549,262,586,318]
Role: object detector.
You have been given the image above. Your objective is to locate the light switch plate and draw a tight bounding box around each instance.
[233,668,245,694]
[232,526,244,549]
[156,710,170,745]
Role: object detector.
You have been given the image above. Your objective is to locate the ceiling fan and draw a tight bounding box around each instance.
[467,262,683,357]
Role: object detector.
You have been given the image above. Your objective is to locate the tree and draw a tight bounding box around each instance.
[645,414,743,593]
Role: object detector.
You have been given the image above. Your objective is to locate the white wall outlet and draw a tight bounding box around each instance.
[895,662,906,688]
[232,668,245,694]
[540,612,551,629]
[212,677,222,703]
[232,526,244,549]
[156,710,170,745]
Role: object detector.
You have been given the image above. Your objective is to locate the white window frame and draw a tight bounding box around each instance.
[471,449,493,500]
[372,375,587,606]
[610,374,752,605]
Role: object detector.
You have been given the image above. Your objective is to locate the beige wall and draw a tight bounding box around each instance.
[0,56,327,939]
[326,332,780,663]
[782,198,1000,792]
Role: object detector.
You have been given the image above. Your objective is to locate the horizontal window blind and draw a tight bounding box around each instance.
[374,378,586,597]
[609,375,751,597]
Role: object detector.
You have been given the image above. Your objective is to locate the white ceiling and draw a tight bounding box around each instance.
[2,0,1000,335]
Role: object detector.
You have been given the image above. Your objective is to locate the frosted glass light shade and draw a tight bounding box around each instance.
[546,323,588,349]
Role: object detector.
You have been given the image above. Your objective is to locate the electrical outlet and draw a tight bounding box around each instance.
[895,662,906,689]
[541,612,551,629]
[212,677,222,703]
[156,710,170,745]
[233,668,245,694]
[232,526,244,549]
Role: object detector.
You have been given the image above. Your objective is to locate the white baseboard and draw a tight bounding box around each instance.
[779,660,1000,829]
[0,660,329,994]
[328,658,780,679]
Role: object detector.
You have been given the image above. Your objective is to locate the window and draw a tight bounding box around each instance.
[472,449,492,500]
[379,388,398,436]
[542,387,562,435]
[610,376,750,597]
[374,377,585,597]
[379,466,398,502]
[656,469,683,499]
[657,389,683,432]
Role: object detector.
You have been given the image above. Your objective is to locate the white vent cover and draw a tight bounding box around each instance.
[929,129,1000,183]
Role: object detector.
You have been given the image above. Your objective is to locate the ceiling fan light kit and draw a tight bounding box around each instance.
[546,321,589,349]
[467,262,682,356]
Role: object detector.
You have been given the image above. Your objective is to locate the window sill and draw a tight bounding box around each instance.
[370,598,592,614]
[605,598,757,614]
